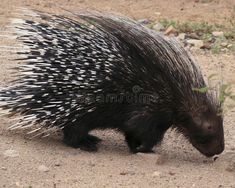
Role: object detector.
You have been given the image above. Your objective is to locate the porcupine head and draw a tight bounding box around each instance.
[173,89,224,157]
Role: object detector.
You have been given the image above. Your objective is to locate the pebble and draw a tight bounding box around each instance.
[3,149,19,158]
[137,19,150,25]
[137,153,165,165]
[169,171,176,176]
[152,23,164,31]
[154,12,161,16]
[54,162,61,167]
[212,31,224,37]
[177,33,186,40]
[15,182,21,187]
[220,42,228,47]
[221,48,228,52]
[38,165,49,172]
[165,25,177,35]
[187,33,200,39]
[1,167,7,171]
[187,39,204,48]
[152,171,161,177]
[230,147,235,151]
[120,171,135,175]
[201,42,212,49]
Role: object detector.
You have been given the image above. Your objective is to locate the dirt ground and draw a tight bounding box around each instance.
[0,0,235,187]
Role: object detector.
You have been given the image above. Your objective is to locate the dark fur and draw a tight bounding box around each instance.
[62,102,173,153]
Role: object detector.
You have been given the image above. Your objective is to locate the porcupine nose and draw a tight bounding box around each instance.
[204,138,224,157]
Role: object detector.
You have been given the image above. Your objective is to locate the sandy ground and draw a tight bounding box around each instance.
[0,0,235,187]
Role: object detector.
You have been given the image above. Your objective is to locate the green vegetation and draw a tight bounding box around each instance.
[159,19,220,34]
[154,18,235,54]
[193,74,235,115]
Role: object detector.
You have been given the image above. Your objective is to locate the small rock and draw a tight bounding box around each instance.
[212,31,224,37]
[201,42,212,50]
[177,33,186,40]
[187,39,204,48]
[15,182,21,187]
[154,12,161,16]
[152,23,164,31]
[169,171,176,176]
[227,44,233,48]
[187,33,200,39]
[54,162,61,167]
[168,33,176,38]
[38,165,49,172]
[220,42,228,47]
[152,171,161,177]
[137,153,164,164]
[120,171,135,176]
[1,167,7,171]
[120,171,128,175]
[230,147,235,151]
[221,48,228,52]
[137,19,150,25]
[3,149,19,158]
[165,25,177,35]
[89,25,95,29]
[226,160,235,172]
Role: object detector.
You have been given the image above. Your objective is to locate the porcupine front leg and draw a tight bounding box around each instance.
[124,130,159,153]
[124,112,171,153]
[63,124,101,152]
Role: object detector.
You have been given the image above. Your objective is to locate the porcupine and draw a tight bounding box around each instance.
[0,9,224,157]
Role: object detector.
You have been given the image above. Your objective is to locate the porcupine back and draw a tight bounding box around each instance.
[0,8,213,137]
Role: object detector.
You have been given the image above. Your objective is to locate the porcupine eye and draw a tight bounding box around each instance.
[194,116,212,131]
[193,116,214,144]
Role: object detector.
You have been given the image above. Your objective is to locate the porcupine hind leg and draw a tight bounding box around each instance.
[124,112,172,153]
[63,124,101,152]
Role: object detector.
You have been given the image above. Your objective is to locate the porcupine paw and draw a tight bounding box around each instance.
[79,134,102,152]
[125,135,139,152]
[134,145,155,153]
[129,143,155,153]
[125,134,154,153]
[64,134,101,152]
